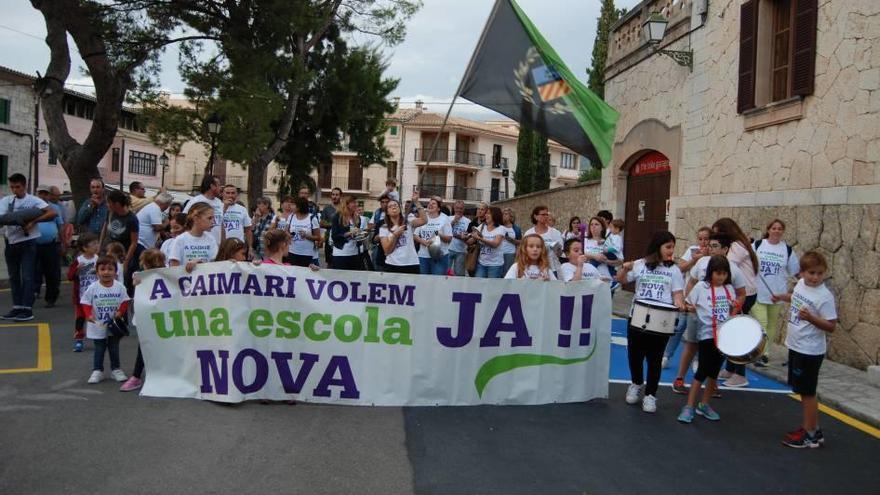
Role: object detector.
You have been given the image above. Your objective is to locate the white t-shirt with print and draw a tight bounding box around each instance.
[380,216,419,267]
[785,279,837,355]
[160,237,177,267]
[686,281,737,341]
[689,256,747,290]
[504,263,556,280]
[626,259,685,306]
[583,238,613,279]
[288,214,320,257]
[478,225,506,267]
[559,262,602,282]
[80,280,130,339]
[183,194,223,242]
[754,240,800,304]
[727,241,757,296]
[75,254,98,298]
[275,213,293,232]
[332,216,360,257]
[222,203,252,242]
[136,201,165,248]
[501,226,519,255]
[415,213,452,258]
[169,231,218,264]
[448,216,472,253]
[607,233,624,259]
[0,193,48,244]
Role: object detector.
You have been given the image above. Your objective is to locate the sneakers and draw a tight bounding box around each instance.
[642,394,657,413]
[13,309,34,321]
[782,428,821,449]
[1,309,21,320]
[672,377,688,394]
[110,369,127,382]
[120,376,143,392]
[717,369,733,380]
[625,383,644,404]
[813,428,825,444]
[724,374,749,388]
[73,340,84,352]
[677,405,695,423]
[88,370,104,384]
[696,402,721,421]
[661,356,669,369]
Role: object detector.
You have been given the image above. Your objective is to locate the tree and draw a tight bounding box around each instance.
[586,0,626,100]
[514,124,535,196]
[578,164,602,182]
[532,132,550,191]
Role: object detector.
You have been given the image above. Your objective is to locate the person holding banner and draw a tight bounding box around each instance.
[286,197,322,268]
[169,203,219,272]
[504,234,555,280]
[379,191,427,274]
[617,230,685,413]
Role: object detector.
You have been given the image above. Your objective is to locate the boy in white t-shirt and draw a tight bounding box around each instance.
[221,185,253,248]
[81,256,131,384]
[773,251,837,449]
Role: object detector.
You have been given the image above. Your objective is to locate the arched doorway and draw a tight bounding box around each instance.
[624,151,671,261]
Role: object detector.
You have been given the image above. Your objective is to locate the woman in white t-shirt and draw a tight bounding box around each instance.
[447,200,472,277]
[330,196,366,271]
[271,196,295,232]
[524,205,564,275]
[616,230,685,414]
[712,217,759,387]
[470,206,506,278]
[563,217,581,242]
[504,234,556,280]
[379,192,427,274]
[285,196,321,267]
[414,198,453,276]
[169,203,219,272]
[500,208,522,275]
[752,218,800,355]
[582,216,619,281]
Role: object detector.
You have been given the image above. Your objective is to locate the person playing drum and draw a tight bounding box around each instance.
[677,255,738,424]
[617,230,685,414]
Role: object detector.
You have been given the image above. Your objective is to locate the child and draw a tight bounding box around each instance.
[504,234,555,280]
[262,229,320,270]
[677,255,738,423]
[67,232,100,352]
[616,230,685,413]
[120,249,166,392]
[160,213,187,267]
[774,251,837,448]
[215,238,248,262]
[169,203,219,272]
[559,238,602,282]
[607,219,625,259]
[81,256,130,384]
[384,178,400,202]
[104,242,126,284]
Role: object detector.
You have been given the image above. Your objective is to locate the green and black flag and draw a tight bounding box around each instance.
[460,0,619,167]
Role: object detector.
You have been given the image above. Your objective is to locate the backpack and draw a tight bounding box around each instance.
[753,239,792,260]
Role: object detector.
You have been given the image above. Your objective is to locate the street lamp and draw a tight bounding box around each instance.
[205,113,221,175]
[39,140,49,153]
[159,152,170,187]
[642,12,693,71]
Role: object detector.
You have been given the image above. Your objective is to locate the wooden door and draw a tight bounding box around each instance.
[347,159,363,190]
[624,151,671,262]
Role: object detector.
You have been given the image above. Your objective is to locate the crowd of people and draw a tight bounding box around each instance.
[0,172,836,449]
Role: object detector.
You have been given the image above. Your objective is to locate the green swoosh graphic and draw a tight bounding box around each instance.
[474,343,598,397]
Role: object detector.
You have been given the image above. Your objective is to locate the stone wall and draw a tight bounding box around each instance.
[677,204,880,370]
[493,181,601,229]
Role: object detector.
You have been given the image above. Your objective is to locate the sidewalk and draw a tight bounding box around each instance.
[611,290,880,429]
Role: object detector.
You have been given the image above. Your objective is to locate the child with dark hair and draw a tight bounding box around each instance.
[82,256,130,384]
[68,232,100,352]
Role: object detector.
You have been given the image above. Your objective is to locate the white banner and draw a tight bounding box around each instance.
[134,262,611,405]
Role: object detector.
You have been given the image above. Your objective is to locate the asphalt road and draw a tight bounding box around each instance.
[0,284,876,495]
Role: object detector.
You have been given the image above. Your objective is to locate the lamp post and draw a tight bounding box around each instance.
[159,152,169,187]
[205,113,221,176]
[642,13,693,71]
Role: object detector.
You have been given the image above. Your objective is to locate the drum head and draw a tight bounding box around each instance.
[717,316,763,356]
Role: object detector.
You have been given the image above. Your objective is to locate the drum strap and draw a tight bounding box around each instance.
[710,285,734,347]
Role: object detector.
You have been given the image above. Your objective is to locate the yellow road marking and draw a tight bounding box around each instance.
[0,323,53,374]
[789,393,880,439]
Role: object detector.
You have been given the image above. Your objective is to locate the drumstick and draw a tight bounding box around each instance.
[758,274,774,295]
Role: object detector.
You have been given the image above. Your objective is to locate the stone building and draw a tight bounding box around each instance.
[0,67,42,196]
[602,0,879,368]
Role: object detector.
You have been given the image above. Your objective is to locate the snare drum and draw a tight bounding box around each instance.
[717,316,767,365]
[629,300,679,335]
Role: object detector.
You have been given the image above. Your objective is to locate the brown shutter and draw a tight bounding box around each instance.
[347,159,363,190]
[737,0,760,114]
[791,0,818,97]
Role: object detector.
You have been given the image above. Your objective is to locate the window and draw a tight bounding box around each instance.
[386,160,397,180]
[389,126,398,136]
[0,155,7,184]
[0,98,10,124]
[560,152,576,169]
[771,0,793,102]
[48,145,57,165]
[128,150,157,176]
[111,148,120,172]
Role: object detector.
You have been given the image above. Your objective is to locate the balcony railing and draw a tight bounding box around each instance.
[414,148,486,167]
[193,174,245,189]
[413,184,484,202]
[319,176,371,192]
[489,189,507,202]
[491,157,509,169]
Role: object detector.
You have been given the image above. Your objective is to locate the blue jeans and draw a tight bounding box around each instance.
[449,250,467,276]
[5,239,37,309]
[475,262,503,278]
[663,312,688,359]
[93,335,121,371]
[502,253,516,276]
[419,254,450,275]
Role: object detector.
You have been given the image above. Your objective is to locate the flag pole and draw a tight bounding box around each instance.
[417,0,505,198]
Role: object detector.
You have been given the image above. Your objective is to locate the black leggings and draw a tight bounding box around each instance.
[724,294,757,375]
[331,255,363,271]
[132,345,145,379]
[695,339,724,382]
[626,324,670,396]
[285,254,314,267]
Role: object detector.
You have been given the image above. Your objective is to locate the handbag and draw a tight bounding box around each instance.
[107,317,130,338]
[465,244,479,273]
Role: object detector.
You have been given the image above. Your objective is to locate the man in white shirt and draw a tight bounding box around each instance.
[221,184,253,247]
[1,174,57,321]
[137,192,173,249]
[183,175,223,242]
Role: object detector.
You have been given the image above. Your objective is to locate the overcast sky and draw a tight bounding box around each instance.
[0,0,641,120]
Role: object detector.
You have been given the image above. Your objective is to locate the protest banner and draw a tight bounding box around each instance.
[134,262,612,405]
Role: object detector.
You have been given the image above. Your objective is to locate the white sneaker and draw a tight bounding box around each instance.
[110,369,127,382]
[718,369,733,380]
[661,356,669,369]
[625,383,644,404]
[642,394,658,413]
[88,370,104,384]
